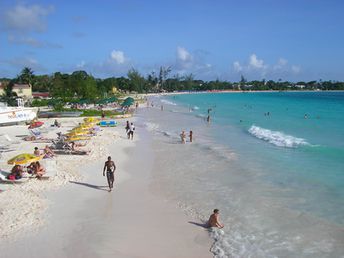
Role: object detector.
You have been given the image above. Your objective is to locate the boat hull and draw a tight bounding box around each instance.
[0,107,37,125]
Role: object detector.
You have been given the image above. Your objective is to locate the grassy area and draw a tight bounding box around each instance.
[80,109,122,117]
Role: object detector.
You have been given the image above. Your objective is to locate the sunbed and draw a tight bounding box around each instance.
[99,120,117,127]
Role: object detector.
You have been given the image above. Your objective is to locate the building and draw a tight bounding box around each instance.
[0,83,32,98]
[32,92,50,99]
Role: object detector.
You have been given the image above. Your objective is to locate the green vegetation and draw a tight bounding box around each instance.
[1,66,344,107]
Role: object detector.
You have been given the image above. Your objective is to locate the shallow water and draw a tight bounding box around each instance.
[140,92,344,258]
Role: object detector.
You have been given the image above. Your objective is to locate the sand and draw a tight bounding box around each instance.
[0,116,212,258]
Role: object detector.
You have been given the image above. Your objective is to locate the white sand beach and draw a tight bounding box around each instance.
[0,115,212,258]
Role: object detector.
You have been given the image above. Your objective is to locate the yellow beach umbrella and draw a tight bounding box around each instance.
[65,136,91,142]
[8,153,42,165]
[66,132,89,137]
[84,117,100,123]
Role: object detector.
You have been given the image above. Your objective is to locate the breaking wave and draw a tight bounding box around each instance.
[248,125,309,148]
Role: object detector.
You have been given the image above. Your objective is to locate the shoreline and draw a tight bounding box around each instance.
[0,114,212,257]
[137,89,344,98]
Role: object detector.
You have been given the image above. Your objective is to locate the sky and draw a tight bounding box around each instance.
[1,0,344,82]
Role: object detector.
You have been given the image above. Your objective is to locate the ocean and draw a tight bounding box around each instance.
[138,91,344,258]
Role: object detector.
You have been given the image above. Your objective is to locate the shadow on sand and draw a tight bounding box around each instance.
[69,181,109,191]
[188,221,209,229]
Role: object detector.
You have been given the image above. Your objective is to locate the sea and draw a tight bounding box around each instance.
[138,91,344,258]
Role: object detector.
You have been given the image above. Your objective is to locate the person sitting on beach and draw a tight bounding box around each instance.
[9,165,24,179]
[54,119,61,127]
[207,209,224,228]
[34,161,46,178]
[27,162,36,175]
[34,147,41,156]
[43,145,55,158]
[180,131,186,144]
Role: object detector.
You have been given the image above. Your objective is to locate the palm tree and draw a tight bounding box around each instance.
[18,67,34,85]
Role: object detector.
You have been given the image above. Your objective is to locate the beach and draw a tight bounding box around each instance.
[0,114,212,258]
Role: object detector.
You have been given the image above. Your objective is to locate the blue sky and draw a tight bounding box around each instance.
[1,0,343,81]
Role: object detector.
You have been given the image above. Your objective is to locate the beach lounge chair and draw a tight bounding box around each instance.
[109,120,117,127]
[53,149,89,155]
[99,120,117,127]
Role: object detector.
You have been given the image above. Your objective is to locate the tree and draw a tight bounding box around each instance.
[158,66,172,91]
[127,69,145,92]
[18,67,35,85]
[0,80,18,106]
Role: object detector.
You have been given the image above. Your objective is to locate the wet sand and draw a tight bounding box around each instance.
[0,118,212,258]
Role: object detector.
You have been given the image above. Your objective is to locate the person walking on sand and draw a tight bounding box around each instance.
[189,130,193,143]
[103,156,116,192]
[125,121,130,139]
[180,130,186,144]
[129,122,135,140]
[207,209,224,228]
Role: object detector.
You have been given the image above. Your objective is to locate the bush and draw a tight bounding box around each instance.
[31,99,49,107]
[81,109,121,117]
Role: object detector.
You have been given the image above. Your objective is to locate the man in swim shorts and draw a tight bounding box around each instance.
[103,156,116,192]
[207,209,224,228]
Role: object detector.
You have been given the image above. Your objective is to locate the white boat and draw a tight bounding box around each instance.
[0,99,37,125]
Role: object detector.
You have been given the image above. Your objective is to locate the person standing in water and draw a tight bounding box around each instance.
[207,209,224,228]
[103,156,116,192]
[180,131,186,144]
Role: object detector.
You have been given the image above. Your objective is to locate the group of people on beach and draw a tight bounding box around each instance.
[34,145,55,159]
[8,161,46,180]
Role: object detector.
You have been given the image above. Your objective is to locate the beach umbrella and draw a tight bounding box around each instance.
[121,97,135,107]
[8,153,42,165]
[107,96,118,103]
[65,136,91,142]
[70,128,90,133]
[78,99,92,104]
[96,99,108,105]
[66,131,89,137]
[83,117,100,123]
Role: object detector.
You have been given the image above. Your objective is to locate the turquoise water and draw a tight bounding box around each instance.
[169,92,344,222]
[142,92,344,257]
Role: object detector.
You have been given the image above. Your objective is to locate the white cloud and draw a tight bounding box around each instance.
[177,46,192,62]
[233,61,243,72]
[110,50,126,64]
[232,54,301,80]
[4,4,54,32]
[174,46,213,76]
[249,54,265,69]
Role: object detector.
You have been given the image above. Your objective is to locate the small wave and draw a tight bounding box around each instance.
[195,114,206,118]
[157,130,173,137]
[161,99,177,106]
[145,122,159,131]
[248,125,309,148]
[193,106,199,110]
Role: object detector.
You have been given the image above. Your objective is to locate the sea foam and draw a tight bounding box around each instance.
[161,99,177,105]
[248,125,309,148]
